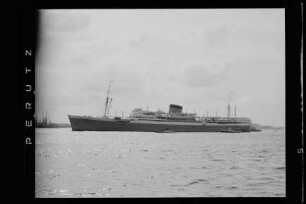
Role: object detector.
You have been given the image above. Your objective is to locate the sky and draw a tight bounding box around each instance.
[36,9,285,127]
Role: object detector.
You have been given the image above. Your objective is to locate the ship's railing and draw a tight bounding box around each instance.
[129,110,251,124]
[201,116,251,124]
[129,116,203,123]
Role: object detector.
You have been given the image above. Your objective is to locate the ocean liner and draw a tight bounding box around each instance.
[68,81,253,132]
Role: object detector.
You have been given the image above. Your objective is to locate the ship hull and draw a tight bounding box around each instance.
[68,115,251,132]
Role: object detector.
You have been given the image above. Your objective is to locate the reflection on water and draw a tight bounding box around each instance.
[35,129,285,197]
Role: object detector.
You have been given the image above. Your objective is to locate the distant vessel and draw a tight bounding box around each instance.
[35,113,53,128]
[36,113,71,128]
[68,81,253,132]
[250,123,262,132]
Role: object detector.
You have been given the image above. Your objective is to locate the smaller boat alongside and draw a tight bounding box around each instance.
[154,129,176,133]
[220,128,242,133]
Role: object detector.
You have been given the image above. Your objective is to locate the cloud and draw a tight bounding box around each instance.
[129,33,152,48]
[178,61,231,88]
[206,25,230,48]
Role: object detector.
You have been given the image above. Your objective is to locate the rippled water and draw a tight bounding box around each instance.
[35,128,285,197]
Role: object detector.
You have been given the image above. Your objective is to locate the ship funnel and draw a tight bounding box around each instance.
[169,104,183,114]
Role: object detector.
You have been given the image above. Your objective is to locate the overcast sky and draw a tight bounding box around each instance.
[36,9,285,127]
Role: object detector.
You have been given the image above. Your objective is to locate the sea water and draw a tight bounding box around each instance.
[35,128,285,197]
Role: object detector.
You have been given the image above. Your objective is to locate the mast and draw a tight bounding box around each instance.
[227,96,231,118]
[44,112,47,124]
[234,106,236,118]
[107,98,113,116]
[46,112,51,124]
[104,80,113,117]
[227,92,233,118]
[46,112,49,124]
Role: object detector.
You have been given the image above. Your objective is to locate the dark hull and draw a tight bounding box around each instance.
[68,115,251,132]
